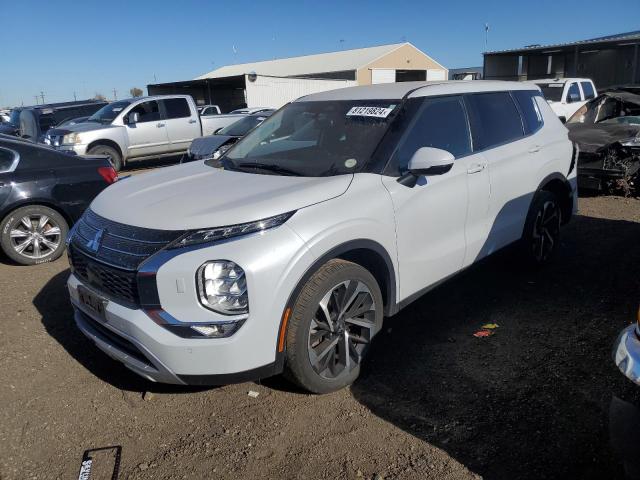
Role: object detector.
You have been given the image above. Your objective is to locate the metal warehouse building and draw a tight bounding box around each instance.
[483,30,640,89]
[148,42,447,112]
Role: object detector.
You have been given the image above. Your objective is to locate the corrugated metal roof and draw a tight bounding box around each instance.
[484,30,640,55]
[196,43,410,79]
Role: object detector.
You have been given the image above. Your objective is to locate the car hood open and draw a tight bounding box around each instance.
[567,122,640,153]
[90,161,353,230]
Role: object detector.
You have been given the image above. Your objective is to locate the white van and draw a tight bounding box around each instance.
[67,81,576,393]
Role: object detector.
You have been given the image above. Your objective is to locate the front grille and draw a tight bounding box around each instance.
[69,209,185,306]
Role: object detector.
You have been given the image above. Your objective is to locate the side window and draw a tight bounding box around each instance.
[464,92,524,150]
[393,96,471,172]
[0,148,18,173]
[129,101,160,123]
[581,81,595,100]
[512,90,544,134]
[162,98,191,119]
[567,83,581,102]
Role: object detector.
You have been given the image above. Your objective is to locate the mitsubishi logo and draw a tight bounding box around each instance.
[86,228,105,253]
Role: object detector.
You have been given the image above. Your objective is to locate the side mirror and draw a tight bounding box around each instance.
[398,147,455,187]
[127,112,140,125]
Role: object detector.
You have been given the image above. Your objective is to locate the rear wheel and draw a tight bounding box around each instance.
[87,144,122,172]
[0,205,68,265]
[284,259,383,394]
[521,190,561,265]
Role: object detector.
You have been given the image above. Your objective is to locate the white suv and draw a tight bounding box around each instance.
[66,81,577,393]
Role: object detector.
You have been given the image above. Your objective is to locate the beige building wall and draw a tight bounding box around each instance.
[356,43,447,85]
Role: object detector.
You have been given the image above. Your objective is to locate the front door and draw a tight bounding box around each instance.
[125,100,169,158]
[382,95,488,301]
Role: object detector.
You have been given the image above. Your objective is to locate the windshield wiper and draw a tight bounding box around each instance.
[235,162,303,176]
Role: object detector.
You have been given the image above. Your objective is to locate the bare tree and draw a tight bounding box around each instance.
[129,87,143,97]
[94,93,107,101]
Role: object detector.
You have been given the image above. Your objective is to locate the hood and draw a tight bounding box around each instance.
[189,135,236,157]
[90,161,353,230]
[567,122,640,153]
[48,121,119,136]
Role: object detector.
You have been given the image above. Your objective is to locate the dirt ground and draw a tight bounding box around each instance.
[1,193,639,480]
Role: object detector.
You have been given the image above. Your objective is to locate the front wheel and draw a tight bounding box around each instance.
[87,144,122,172]
[283,259,383,394]
[0,205,69,265]
[521,190,561,266]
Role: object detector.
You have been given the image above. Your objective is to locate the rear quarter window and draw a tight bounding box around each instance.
[581,82,595,100]
[464,92,524,150]
[163,98,191,119]
[512,90,544,134]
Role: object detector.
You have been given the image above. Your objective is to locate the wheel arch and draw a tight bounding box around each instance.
[536,173,573,224]
[0,199,73,228]
[275,239,397,362]
[86,139,124,164]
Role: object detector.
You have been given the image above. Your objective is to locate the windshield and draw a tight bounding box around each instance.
[9,109,21,126]
[218,115,269,137]
[87,100,131,124]
[567,95,640,124]
[219,100,399,177]
[536,83,564,102]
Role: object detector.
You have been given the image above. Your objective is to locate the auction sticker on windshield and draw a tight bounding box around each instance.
[346,105,396,118]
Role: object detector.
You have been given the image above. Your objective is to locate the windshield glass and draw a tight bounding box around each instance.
[536,83,564,102]
[87,100,131,124]
[219,100,400,177]
[566,95,640,124]
[218,115,269,137]
[9,109,21,126]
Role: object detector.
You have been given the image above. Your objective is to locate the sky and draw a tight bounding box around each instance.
[1,0,639,107]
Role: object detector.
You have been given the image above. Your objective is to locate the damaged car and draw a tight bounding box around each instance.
[566,87,640,195]
[183,110,274,163]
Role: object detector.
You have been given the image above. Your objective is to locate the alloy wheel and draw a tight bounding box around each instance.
[307,279,377,379]
[9,214,62,260]
[531,200,560,263]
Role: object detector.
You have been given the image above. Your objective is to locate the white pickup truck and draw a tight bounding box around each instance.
[535,78,597,122]
[43,95,250,170]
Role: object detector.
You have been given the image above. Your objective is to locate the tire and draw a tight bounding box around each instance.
[87,144,122,172]
[521,190,562,266]
[0,205,69,265]
[283,259,384,394]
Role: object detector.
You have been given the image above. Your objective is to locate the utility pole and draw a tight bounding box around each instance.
[34,95,39,105]
[112,88,117,101]
[40,91,45,104]
[73,91,77,101]
[484,23,490,52]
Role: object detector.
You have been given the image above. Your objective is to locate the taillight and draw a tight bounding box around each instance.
[98,166,117,184]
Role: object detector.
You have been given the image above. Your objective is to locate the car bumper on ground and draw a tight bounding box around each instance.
[613,324,640,386]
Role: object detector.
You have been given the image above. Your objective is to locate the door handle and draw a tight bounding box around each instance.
[188,119,197,124]
[467,162,487,174]
[528,145,540,153]
[156,123,165,128]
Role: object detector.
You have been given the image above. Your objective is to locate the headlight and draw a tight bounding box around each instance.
[170,211,295,249]
[197,260,248,315]
[62,132,82,144]
[212,143,233,160]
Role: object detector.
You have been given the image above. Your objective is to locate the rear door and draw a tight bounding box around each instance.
[464,91,532,257]
[161,98,201,153]
[125,100,168,158]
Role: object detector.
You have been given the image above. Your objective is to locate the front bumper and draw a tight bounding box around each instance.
[56,143,89,156]
[68,274,286,385]
[613,324,640,386]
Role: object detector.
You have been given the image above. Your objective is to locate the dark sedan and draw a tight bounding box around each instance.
[0,135,116,265]
[183,110,274,164]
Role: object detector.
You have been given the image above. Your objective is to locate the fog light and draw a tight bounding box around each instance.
[189,322,243,338]
[197,260,248,315]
